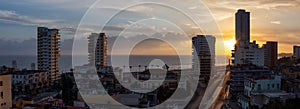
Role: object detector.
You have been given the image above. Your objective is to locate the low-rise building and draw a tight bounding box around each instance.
[12,70,49,95]
[238,75,295,109]
[281,77,300,98]
[229,65,272,100]
[281,66,300,78]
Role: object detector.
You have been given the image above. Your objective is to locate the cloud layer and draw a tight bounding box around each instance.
[0,0,299,55]
[0,10,59,26]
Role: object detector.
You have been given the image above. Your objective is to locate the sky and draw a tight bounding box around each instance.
[0,0,299,56]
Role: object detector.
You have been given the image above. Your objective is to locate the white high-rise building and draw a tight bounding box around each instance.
[192,35,215,84]
[37,27,61,82]
[232,9,264,66]
[233,41,264,66]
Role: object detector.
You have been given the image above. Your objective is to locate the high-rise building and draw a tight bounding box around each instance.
[31,63,36,70]
[232,9,264,66]
[12,60,17,69]
[235,9,250,47]
[37,27,60,82]
[263,42,278,68]
[294,46,300,60]
[88,33,107,67]
[192,35,215,85]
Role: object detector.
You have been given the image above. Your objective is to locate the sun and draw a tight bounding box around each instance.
[223,38,236,54]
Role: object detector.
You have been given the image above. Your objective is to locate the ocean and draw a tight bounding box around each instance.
[0,55,227,72]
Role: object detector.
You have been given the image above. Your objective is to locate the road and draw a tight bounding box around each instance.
[209,70,230,109]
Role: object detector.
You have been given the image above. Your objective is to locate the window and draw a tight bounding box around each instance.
[0,81,2,86]
[258,84,261,91]
[0,92,3,99]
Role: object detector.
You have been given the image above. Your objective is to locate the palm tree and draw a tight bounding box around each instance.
[163,64,169,71]
[144,66,147,70]
[129,66,132,72]
[138,65,141,72]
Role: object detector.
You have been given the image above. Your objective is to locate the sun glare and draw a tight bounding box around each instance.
[224,38,236,51]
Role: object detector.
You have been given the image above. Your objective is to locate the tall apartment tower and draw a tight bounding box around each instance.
[88,33,107,67]
[192,35,215,85]
[263,41,278,68]
[235,9,250,47]
[294,46,300,60]
[37,27,60,82]
[232,9,264,66]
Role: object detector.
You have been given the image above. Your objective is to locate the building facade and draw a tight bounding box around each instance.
[0,74,12,108]
[238,76,295,109]
[232,9,264,66]
[233,41,264,66]
[294,46,300,60]
[235,9,250,48]
[263,41,278,68]
[88,33,107,67]
[192,35,215,85]
[12,70,49,94]
[37,27,61,82]
[229,65,272,100]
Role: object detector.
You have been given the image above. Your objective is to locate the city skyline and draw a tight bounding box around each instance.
[0,1,300,109]
[0,0,299,56]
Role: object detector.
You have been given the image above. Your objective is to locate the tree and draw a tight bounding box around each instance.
[138,65,141,72]
[129,66,132,72]
[144,66,147,70]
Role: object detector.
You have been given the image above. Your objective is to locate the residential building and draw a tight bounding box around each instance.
[232,9,264,66]
[281,66,300,78]
[235,9,250,48]
[238,76,295,109]
[88,33,107,67]
[12,70,49,94]
[0,74,12,108]
[232,41,264,66]
[130,69,181,90]
[294,46,300,59]
[281,77,300,98]
[263,41,278,68]
[192,35,216,85]
[229,65,272,100]
[37,27,61,82]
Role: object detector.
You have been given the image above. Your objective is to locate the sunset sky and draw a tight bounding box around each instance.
[0,0,299,56]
